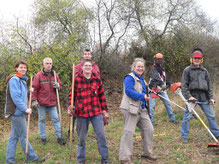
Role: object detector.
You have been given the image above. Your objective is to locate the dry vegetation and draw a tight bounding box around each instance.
[1,80,219,163]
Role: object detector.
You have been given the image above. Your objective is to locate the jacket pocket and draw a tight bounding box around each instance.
[129,101,140,115]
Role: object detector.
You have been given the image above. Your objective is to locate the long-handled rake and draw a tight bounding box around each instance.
[25,76,33,162]
[170,82,219,148]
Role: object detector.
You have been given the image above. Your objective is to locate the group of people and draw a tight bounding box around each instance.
[4,48,219,164]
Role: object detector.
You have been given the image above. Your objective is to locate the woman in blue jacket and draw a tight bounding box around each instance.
[5,60,45,164]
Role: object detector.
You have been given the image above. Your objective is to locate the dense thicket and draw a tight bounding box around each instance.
[0,0,219,116]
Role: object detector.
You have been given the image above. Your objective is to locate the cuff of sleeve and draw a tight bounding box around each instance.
[140,93,146,101]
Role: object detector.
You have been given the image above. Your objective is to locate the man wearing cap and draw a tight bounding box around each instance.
[148,53,178,126]
[181,48,219,144]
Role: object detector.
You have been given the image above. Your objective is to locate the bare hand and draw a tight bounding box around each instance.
[188,96,197,104]
[144,95,150,101]
[29,87,34,93]
[209,99,215,105]
[25,108,32,114]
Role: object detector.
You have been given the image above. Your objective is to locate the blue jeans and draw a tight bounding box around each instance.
[6,115,38,163]
[38,106,61,139]
[76,114,109,163]
[181,102,219,139]
[149,91,175,122]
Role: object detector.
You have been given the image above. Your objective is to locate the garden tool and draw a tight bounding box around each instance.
[170,82,219,148]
[69,64,75,161]
[25,76,32,161]
[54,71,63,139]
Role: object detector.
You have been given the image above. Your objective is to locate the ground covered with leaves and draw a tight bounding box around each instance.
[1,80,219,163]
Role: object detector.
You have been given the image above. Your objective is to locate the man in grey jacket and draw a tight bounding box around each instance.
[181,48,219,144]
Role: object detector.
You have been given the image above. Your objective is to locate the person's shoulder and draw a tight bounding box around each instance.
[183,66,191,72]
[75,73,83,81]
[75,63,82,67]
[9,76,20,85]
[124,73,135,81]
[10,76,19,81]
[35,70,43,75]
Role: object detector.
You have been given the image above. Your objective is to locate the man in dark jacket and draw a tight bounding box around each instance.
[181,48,219,144]
[32,57,66,145]
[149,53,177,126]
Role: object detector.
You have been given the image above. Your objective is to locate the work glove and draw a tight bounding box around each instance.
[32,100,39,109]
[53,82,60,90]
[68,105,74,116]
[161,85,167,91]
[102,111,109,126]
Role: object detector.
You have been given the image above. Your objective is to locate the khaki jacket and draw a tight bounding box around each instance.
[120,72,146,114]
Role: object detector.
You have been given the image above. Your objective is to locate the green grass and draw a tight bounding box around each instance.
[1,91,219,163]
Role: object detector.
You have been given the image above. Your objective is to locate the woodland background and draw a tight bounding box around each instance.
[0,0,219,115]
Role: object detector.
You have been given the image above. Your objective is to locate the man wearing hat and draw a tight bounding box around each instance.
[148,53,178,126]
[181,48,219,144]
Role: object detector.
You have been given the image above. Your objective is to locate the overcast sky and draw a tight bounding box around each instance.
[0,0,219,22]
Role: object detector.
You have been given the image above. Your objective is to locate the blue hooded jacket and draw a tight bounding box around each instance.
[5,76,28,116]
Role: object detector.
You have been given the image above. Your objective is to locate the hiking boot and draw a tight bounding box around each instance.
[181,138,188,144]
[141,154,157,161]
[121,160,134,164]
[169,120,178,124]
[152,122,158,126]
[57,138,66,145]
[41,138,46,145]
[32,157,45,163]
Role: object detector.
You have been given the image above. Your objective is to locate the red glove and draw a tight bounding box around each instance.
[102,111,109,126]
[68,105,74,116]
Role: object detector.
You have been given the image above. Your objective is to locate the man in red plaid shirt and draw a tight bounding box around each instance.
[68,59,109,164]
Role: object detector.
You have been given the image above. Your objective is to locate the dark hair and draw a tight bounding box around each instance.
[82,59,93,66]
[192,48,203,54]
[84,49,90,52]
[14,60,28,72]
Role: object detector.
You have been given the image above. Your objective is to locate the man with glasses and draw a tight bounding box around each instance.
[68,49,101,140]
[181,48,219,144]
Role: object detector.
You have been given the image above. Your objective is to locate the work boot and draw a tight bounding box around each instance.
[57,138,66,145]
[141,154,157,161]
[41,138,46,145]
[181,138,188,144]
[152,122,158,126]
[169,120,178,124]
[31,157,45,163]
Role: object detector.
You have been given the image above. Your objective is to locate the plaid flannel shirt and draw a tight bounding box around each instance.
[69,73,108,117]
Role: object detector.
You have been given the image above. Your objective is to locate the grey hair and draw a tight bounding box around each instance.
[131,58,145,71]
[43,57,53,64]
